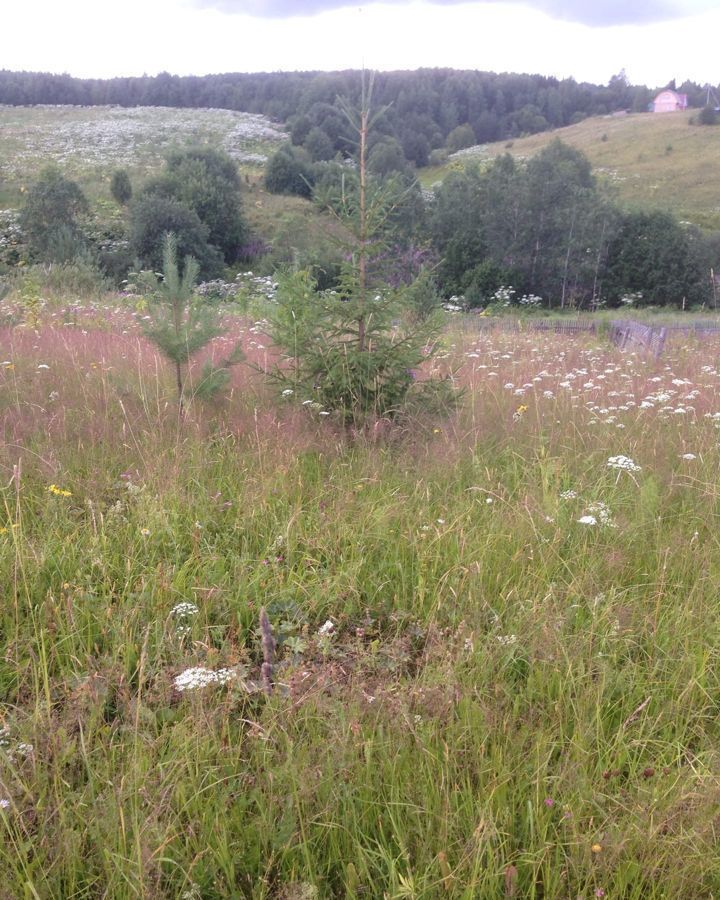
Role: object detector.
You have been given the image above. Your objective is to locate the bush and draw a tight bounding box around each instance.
[698,105,718,126]
[141,147,247,263]
[129,194,223,278]
[303,126,335,162]
[110,169,133,204]
[463,260,515,309]
[264,145,316,198]
[428,148,449,167]
[446,124,476,154]
[20,166,88,262]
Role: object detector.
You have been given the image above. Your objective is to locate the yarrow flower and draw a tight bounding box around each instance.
[607,455,641,472]
[586,501,616,528]
[171,602,199,618]
[173,666,238,692]
[577,515,598,526]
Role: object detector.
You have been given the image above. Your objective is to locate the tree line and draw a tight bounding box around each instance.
[2,68,716,168]
[7,134,719,310]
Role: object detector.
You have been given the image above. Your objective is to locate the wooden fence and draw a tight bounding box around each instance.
[608,320,667,358]
[459,316,597,335]
[458,315,720,359]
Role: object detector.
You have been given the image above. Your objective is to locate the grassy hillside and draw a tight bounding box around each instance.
[0,104,286,208]
[423,110,720,230]
[0,104,348,270]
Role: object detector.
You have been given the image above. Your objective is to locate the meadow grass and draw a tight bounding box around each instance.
[1,300,720,898]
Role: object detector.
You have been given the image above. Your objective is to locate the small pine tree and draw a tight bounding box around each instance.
[268,73,457,429]
[140,233,243,415]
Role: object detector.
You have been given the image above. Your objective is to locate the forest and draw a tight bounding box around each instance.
[1,67,715,165]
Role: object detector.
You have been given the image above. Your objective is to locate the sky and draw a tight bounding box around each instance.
[5,0,719,88]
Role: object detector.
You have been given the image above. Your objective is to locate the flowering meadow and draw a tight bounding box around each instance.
[0,104,285,198]
[1,298,720,898]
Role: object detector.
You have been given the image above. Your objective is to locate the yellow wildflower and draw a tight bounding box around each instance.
[48,484,72,497]
[591,843,603,854]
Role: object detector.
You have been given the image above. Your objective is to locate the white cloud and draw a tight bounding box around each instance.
[2,0,719,86]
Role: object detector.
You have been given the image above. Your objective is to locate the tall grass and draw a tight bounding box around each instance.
[1,308,720,897]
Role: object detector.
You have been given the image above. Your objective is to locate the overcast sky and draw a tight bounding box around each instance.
[5,0,719,87]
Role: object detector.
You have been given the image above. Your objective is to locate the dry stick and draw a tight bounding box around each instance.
[259,607,276,696]
[622,696,651,730]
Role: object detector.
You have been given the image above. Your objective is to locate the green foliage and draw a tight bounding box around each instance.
[264,144,316,198]
[368,138,410,177]
[431,143,617,307]
[110,168,132,204]
[403,268,444,322]
[269,269,451,424]
[29,259,108,298]
[269,75,457,428]
[19,273,42,327]
[129,194,223,278]
[604,211,710,307]
[446,123,476,154]
[140,147,247,264]
[463,259,513,309]
[139,234,242,409]
[303,126,335,162]
[19,166,88,262]
[698,105,718,126]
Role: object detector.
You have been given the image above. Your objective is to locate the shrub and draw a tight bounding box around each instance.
[698,105,718,126]
[110,169,133,204]
[19,166,88,262]
[264,145,316,198]
[129,194,223,278]
[140,147,247,263]
[446,124,476,154]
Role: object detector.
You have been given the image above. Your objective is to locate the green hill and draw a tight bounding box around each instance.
[0,104,286,208]
[0,104,347,267]
[423,110,720,231]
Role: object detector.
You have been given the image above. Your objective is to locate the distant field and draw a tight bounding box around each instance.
[0,104,286,208]
[422,111,720,231]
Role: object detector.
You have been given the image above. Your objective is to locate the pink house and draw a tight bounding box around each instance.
[652,90,689,113]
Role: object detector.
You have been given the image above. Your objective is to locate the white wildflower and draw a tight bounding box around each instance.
[318,620,335,636]
[577,515,598,526]
[173,666,238,692]
[607,455,641,472]
[171,602,199,618]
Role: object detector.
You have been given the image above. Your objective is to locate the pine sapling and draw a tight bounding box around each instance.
[139,233,243,415]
